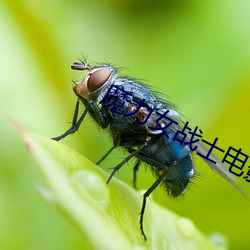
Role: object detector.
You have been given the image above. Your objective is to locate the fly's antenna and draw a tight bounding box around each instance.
[71,61,89,71]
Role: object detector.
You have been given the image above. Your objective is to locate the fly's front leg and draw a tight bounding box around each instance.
[52,99,89,141]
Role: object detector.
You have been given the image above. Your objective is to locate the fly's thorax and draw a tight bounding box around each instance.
[73,64,117,101]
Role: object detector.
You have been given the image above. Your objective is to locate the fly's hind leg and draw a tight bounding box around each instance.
[140,172,166,240]
[133,160,141,189]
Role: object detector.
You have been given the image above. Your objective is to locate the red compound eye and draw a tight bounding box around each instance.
[87,68,111,92]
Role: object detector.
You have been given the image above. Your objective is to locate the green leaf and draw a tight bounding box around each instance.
[19,128,227,250]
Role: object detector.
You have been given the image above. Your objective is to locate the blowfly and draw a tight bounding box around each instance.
[52,60,245,240]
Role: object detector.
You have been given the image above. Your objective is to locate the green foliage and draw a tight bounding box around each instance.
[19,127,226,250]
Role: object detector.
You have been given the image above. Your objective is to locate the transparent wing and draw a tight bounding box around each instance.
[195,141,248,199]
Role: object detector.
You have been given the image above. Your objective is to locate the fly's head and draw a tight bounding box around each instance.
[72,61,116,101]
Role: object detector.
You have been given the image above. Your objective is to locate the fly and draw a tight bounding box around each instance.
[52,60,245,240]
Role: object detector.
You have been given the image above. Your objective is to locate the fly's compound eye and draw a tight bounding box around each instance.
[87,68,111,92]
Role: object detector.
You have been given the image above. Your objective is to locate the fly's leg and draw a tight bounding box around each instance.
[133,160,141,189]
[96,145,116,165]
[140,172,166,240]
[99,148,141,188]
[88,100,107,129]
[52,99,88,141]
[107,143,147,184]
[52,99,108,141]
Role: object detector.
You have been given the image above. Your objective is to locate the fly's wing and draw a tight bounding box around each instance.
[134,105,248,198]
[195,140,248,199]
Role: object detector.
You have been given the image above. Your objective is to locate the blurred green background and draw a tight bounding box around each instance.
[1,0,250,249]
